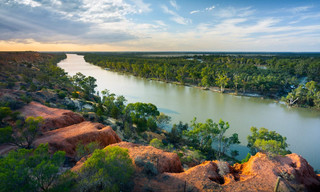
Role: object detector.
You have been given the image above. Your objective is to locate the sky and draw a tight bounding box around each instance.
[0,0,320,52]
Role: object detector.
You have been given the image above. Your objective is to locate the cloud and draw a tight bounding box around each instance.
[190,10,200,14]
[129,0,152,13]
[13,0,41,7]
[170,0,179,10]
[213,7,254,18]
[162,5,191,25]
[0,0,157,44]
[205,5,215,11]
[289,5,313,13]
[190,5,215,14]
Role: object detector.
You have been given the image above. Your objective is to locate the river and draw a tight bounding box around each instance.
[58,54,320,169]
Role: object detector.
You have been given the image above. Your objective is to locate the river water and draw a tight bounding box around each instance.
[58,54,320,169]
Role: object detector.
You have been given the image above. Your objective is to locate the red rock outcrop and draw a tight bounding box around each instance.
[131,152,320,192]
[34,122,121,157]
[110,142,183,174]
[20,101,84,131]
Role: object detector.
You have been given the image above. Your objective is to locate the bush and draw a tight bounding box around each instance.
[123,122,132,139]
[76,146,134,192]
[75,141,101,161]
[147,118,157,132]
[57,90,67,99]
[247,127,290,155]
[0,144,66,192]
[241,153,251,164]
[149,138,164,149]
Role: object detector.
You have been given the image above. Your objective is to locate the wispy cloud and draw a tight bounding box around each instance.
[162,5,191,25]
[213,7,254,18]
[170,0,179,10]
[289,5,313,13]
[205,5,215,11]
[13,0,41,7]
[129,0,152,13]
[190,4,215,14]
[190,10,200,14]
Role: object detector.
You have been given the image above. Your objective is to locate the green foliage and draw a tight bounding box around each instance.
[184,118,240,159]
[230,150,239,159]
[75,141,101,161]
[0,106,11,124]
[241,153,252,164]
[149,138,164,149]
[180,149,205,165]
[72,72,97,99]
[57,90,67,99]
[215,119,240,159]
[216,73,230,93]
[0,53,73,105]
[0,126,13,144]
[48,171,76,192]
[77,146,134,192]
[147,118,157,132]
[285,80,320,108]
[125,102,160,133]
[0,143,65,192]
[247,127,290,156]
[123,122,132,139]
[168,121,188,145]
[185,117,218,151]
[100,89,127,119]
[156,112,171,129]
[11,116,44,148]
[84,53,320,104]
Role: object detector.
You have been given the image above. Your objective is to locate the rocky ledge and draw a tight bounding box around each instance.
[20,101,84,132]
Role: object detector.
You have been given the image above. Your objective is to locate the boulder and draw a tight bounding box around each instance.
[20,101,84,131]
[34,122,121,157]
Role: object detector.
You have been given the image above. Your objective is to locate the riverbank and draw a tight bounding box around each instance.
[59,54,320,170]
[100,68,276,99]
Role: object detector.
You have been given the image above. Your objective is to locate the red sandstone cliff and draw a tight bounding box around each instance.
[20,101,84,132]
[34,122,121,157]
[133,152,320,192]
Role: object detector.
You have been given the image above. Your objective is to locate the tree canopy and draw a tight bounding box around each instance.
[247,127,290,155]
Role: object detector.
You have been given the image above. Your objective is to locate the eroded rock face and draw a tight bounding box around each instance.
[131,152,320,192]
[20,101,84,131]
[110,142,184,174]
[229,153,320,192]
[34,122,121,157]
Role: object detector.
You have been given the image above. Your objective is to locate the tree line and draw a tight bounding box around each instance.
[84,53,320,108]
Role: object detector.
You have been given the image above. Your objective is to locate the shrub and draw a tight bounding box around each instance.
[149,138,164,149]
[241,153,251,164]
[57,90,67,99]
[123,122,132,139]
[247,127,290,155]
[0,144,65,192]
[147,118,157,132]
[76,146,134,192]
[75,141,101,161]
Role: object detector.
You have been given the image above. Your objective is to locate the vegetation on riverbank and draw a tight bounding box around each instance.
[83,52,320,109]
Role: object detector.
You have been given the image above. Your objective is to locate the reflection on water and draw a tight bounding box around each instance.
[58,54,320,169]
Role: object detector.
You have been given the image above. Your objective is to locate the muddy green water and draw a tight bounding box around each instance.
[58,54,320,169]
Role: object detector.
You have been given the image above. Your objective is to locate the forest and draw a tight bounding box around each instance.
[84,53,320,109]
